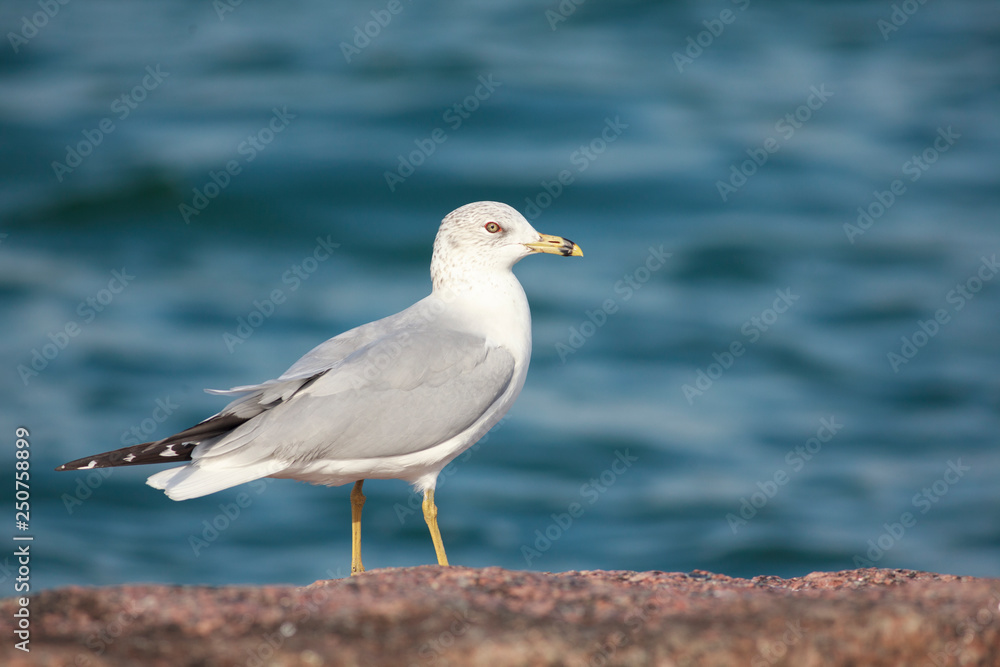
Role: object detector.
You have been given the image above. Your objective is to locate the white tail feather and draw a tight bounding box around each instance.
[146,461,286,501]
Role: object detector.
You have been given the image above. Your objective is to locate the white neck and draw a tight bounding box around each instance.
[430,268,532,361]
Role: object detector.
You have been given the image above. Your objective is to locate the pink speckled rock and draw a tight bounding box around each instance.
[2,567,999,666]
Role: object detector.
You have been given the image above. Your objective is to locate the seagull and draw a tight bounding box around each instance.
[57,201,583,574]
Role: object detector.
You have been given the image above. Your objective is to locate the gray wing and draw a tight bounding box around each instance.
[204,297,442,420]
[192,327,516,465]
[204,309,414,418]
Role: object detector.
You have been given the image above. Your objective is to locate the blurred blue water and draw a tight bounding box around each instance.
[1,0,998,590]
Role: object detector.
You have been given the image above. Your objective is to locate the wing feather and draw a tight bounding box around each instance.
[193,328,515,465]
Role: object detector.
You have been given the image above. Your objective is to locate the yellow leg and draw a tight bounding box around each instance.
[422,488,450,566]
[350,480,365,575]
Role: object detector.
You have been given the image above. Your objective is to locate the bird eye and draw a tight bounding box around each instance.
[485,222,502,233]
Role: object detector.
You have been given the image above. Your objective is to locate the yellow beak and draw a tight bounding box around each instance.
[524,233,584,257]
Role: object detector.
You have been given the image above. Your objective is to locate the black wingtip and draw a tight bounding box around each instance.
[57,410,249,472]
[56,455,107,471]
[56,441,197,471]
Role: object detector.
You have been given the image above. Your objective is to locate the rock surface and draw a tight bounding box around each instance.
[3,567,999,666]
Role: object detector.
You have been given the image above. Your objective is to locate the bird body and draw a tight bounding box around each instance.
[151,289,528,499]
[57,201,582,571]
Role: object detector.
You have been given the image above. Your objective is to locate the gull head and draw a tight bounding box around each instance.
[431,201,582,288]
